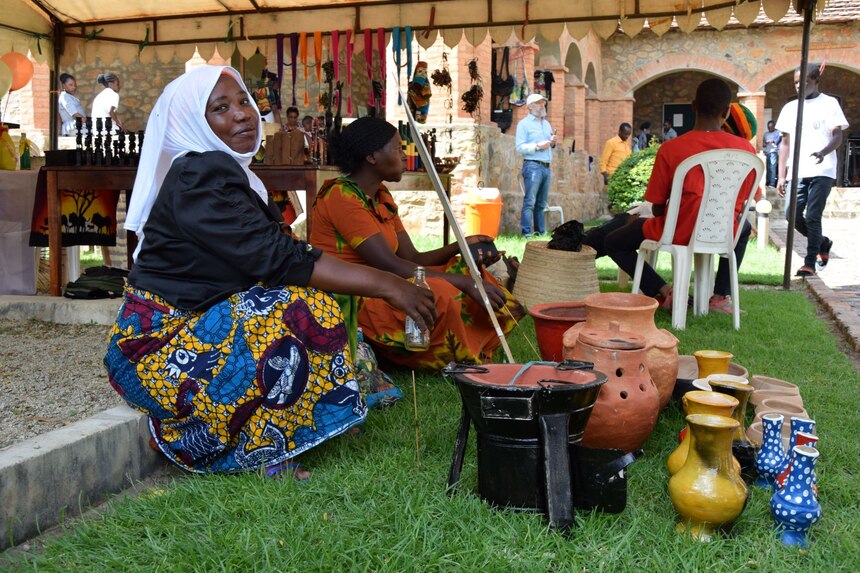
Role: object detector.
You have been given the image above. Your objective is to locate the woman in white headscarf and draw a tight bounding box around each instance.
[106,66,434,478]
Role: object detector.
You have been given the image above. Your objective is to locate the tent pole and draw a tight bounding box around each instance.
[782,0,817,290]
[390,70,515,364]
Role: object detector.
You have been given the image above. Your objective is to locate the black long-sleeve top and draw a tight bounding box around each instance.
[129,150,321,310]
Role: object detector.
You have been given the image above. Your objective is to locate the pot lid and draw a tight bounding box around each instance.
[577,321,645,350]
[446,362,606,389]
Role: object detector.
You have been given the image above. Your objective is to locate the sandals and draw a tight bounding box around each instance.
[364,385,404,410]
[795,266,816,277]
[264,460,311,481]
[655,288,674,311]
[818,237,833,268]
[709,295,733,315]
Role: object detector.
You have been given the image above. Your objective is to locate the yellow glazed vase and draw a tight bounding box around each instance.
[667,390,738,476]
[669,414,749,541]
[694,350,733,379]
[707,378,757,483]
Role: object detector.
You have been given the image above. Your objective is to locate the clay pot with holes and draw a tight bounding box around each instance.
[570,321,660,453]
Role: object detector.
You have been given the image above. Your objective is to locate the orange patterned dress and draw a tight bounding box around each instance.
[311,177,521,370]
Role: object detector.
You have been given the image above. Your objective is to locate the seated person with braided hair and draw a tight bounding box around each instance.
[311,117,524,371]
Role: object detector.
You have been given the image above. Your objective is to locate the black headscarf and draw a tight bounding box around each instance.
[333,117,398,173]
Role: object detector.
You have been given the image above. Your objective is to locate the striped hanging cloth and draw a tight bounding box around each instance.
[364,29,374,108]
[300,32,309,106]
[288,33,299,106]
[345,29,354,115]
[332,30,340,82]
[378,27,386,107]
[314,32,323,84]
[392,27,401,104]
[276,34,285,109]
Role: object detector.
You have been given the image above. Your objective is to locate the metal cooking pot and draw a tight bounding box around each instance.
[444,361,640,530]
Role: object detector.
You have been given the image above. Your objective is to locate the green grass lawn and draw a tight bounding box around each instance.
[5,237,859,572]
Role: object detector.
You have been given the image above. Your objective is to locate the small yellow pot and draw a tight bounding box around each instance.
[694,350,733,379]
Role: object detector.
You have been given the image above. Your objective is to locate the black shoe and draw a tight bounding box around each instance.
[818,237,833,268]
[796,266,816,277]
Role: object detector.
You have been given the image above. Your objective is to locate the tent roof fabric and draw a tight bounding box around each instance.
[1,0,849,68]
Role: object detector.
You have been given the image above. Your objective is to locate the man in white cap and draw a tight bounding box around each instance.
[515,93,557,236]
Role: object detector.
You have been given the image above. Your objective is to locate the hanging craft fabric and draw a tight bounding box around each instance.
[377,28,387,107]
[314,31,323,83]
[405,26,413,83]
[509,48,530,106]
[288,33,299,106]
[332,30,340,82]
[300,32,309,106]
[364,29,375,107]
[392,27,402,104]
[346,30,354,115]
[276,34,285,109]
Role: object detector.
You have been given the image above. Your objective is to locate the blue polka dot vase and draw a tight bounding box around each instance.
[770,445,821,548]
[754,413,789,489]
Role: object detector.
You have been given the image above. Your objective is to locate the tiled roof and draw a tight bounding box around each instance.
[752,0,860,25]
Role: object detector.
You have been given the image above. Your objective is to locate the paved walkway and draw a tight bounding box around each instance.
[770,215,860,352]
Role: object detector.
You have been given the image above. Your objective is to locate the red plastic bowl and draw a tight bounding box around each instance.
[527,302,587,362]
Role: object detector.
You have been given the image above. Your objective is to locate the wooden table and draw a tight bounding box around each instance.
[43,165,450,296]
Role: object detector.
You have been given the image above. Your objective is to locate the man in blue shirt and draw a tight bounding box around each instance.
[762,120,781,187]
[515,93,557,236]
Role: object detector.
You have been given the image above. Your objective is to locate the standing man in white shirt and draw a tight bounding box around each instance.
[515,93,557,236]
[776,63,848,277]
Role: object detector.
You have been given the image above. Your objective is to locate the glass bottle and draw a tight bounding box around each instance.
[404,266,430,351]
[19,132,31,170]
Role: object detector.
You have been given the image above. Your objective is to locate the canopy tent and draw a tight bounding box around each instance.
[1,0,826,288]
[1,0,827,69]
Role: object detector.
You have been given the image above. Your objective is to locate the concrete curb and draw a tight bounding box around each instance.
[0,406,165,551]
[768,228,860,353]
[0,296,121,326]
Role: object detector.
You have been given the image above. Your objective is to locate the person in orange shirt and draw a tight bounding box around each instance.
[599,123,633,184]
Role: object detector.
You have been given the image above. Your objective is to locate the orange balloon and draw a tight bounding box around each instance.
[0,52,35,92]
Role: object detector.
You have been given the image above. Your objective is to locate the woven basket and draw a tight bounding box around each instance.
[513,241,600,309]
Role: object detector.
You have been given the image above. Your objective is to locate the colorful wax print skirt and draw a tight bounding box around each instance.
[357,258,524,371]
[104,284,366,474]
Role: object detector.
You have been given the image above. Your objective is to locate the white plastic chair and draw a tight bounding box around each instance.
[544,205,564,228]
[631,149,764,330]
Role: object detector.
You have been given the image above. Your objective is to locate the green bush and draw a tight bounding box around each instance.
[606,144,659,213]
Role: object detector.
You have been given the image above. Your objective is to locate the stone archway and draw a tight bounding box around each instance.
[584,62,598,95]
[632,70,739,140]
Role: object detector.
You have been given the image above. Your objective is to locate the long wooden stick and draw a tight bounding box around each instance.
[391,70,514,363]
[412,370,420,468]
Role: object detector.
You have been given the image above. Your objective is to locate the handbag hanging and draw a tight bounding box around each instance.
[491,47,515,98]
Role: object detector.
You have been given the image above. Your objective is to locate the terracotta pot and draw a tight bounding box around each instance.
[750,375,799,394]
[528,302,587,362]
[756,397,807,419]
[667,390,738,476]
[563,292,678,409]
[676,355,749,383]
[572,321,660,453]
[749,388,801,408]
[669,413,748,541]
[694,350,733,378]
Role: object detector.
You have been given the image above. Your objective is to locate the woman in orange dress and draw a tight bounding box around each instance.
[312,117,522,371]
